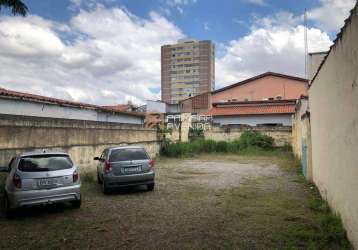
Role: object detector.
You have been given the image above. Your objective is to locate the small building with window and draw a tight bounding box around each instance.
[179,72,308,114]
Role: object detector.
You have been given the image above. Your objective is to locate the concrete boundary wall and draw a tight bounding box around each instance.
[0,114,160,172]
[204,126,292,147]
[309,4,358,247]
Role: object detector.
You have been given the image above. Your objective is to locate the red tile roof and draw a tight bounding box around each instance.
[0,87,144,117]
[207,101,296,116]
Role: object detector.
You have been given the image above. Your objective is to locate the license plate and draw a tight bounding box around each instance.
[124,166,141,174]
[38,178,59,187]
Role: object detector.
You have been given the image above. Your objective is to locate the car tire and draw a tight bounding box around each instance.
[97,172,103,184]
[102,181,110,194]
[3,193,14,218]
[71,198,82,209]
[147,183,155,191]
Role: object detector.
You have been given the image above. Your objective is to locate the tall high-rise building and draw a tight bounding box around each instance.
[161,39,215,104]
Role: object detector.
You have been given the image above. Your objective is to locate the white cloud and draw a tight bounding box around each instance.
[232,18,246,25]
[163,0,197,15]
[308,0,356,32]
[0,7,184,105]
[246,0,266,6]
[0,16,65,57]
[70,0,82,6]
[253,11,302,28]
[216,13,332,87]
[166,0,197,6]
[215,0,356,88]
[204,22,210,31]
[177,6,183,14]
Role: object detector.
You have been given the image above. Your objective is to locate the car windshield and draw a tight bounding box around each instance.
[109,148,149,162]
[18,155,73,172]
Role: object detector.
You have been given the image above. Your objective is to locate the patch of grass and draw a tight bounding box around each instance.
[81,171,96,183]
[239,131,274,149]
[305,186,351,249]
[0,154,351,249]
[219,176,351,249]
[161,132,277,158]
[215,141,228,152]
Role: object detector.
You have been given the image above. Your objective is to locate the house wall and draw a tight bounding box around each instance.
[292,99,308,159]
[292,98,312,180]
[146,100,166,113]
[213,114,292,126]
[0,98,143,125]
[212,75,308,103]
[0,114,160,173]
[309,5,358,247]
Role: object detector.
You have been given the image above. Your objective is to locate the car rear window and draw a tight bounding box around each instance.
[18,155,73,172]
[109,148,149,162]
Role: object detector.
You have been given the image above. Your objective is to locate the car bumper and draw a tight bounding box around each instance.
[7,184,81,208]
[104,171,155,188]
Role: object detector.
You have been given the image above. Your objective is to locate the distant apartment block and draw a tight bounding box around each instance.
[161,39,215,104]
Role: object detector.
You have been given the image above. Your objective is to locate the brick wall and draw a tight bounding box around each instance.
[180,92,212,113]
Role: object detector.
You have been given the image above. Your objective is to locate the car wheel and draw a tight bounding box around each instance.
[97,172,103,184]
[3,193,14,218]
[102,181,110,194]
[147,183,155,191]
[71,198,81,209]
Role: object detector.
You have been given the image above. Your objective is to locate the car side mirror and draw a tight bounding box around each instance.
[94,157,100,161]
[0,166,9,173]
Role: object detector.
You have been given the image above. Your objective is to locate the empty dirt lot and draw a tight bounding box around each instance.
[0,153,350,249]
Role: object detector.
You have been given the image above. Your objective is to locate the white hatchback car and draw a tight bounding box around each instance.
[1,151,81,216]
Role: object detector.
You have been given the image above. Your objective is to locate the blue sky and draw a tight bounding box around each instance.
[0,0,356,104]
[20,0,327,44]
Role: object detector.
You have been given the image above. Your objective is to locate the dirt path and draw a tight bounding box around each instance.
[0,153,350,249]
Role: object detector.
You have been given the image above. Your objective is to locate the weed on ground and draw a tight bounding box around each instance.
[0,152,351,249]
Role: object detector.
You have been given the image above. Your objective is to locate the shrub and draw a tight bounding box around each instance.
[280,143,293,152]
[238,131,274,149]
[216,141,228,152]
[160,132,275,157]
[189,127,204,140]
[201,139,217,153]
[81,171,95,183]
[189,139,203,154]
[228,140,241,153]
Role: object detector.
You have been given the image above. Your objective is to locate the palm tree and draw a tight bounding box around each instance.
[0,0,28,16]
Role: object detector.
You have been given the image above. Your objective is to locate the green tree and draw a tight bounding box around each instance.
[0,0,28,16]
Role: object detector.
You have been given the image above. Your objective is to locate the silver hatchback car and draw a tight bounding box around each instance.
[1,152,81,216]
[95,146,155,194]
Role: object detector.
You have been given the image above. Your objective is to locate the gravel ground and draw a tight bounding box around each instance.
[0,153,350,249]
[175,160,280,189]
